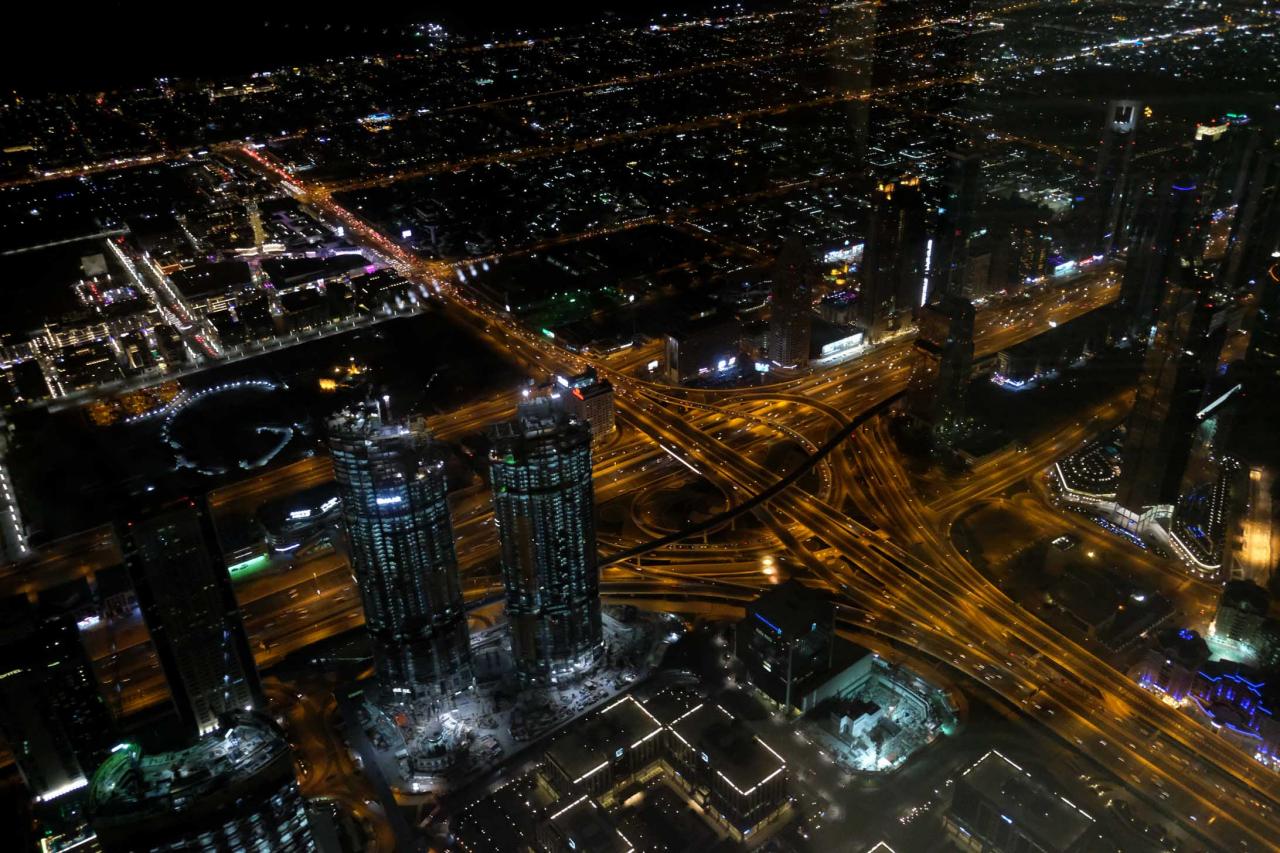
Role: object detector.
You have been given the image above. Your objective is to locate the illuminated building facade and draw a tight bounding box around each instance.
[906,295,975,442]
[328,403,472,695]
[766,237,816,368]
[489,397,602,685]
[87,712,316,853]
[1094,100,1141,256]
[858,177,928,337]
[123,501,262,737]
[1210,580,1270,656]
[556,368,616,443]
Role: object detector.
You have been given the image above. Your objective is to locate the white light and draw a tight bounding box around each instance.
[375,495,402,506]
[36,777,88,802]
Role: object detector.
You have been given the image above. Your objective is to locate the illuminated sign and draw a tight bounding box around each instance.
[320,496,340,513]
[289,509,312,521]
[375,495,402,506]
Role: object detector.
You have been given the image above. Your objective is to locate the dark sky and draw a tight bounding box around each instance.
[1,1,748,92]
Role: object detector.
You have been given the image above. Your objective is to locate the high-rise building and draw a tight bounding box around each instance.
[489,397,602,685]
[123,500,262,737]
[931,149,982,300]
[905,295,975,441]
[859,177,929,337]
[1119,176,1202,340]
[1094,100,1141,256]
[766,237,817,368]
[1222,133,1280,295]
[1210,580,1271,657]
[328,403,472,696]
[1116,262,1227,514]
[0,587,114,804]
[555,368,616,443]
[736,580,835,711]
[87,711,316,853]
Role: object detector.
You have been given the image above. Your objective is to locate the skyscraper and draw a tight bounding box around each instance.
[1221,133,1280,295]
[1094,100,1141,256]
[87,711,316,853]
[1117,261,1227,515]
[123,500,262,737]
[859,177,928,337]
[556,368,616,444]
[931,148,982,300]
[489,397,602,685]
[1119,176,1203,339]
[766,237,817,368]
[328,403,472,696]
[905,295,975,442]
[0,586,114,804]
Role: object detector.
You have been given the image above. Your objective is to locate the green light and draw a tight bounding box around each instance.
[541,328,555,339]
[227,553,270,579]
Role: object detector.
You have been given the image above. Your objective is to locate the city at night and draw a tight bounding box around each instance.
[0,1,1278,851]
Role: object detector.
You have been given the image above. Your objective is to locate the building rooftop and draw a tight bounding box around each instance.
[545,795,635,853]
[545,695,662,786]
[747,578,832,639]
[958,750,1094,853]
[669,703,786,798]
[88,712,286,820]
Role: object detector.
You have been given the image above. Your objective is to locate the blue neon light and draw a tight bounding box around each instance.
[754,612,783,635]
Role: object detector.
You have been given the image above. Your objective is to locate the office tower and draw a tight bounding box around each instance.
[1222,134,1280,294]
[123,500,262,737]
[905,295,975,442]
[736,580,835,711]
[1118,176,1202,340]
[1210,580,1271,657]
[556,368,616,443]
[489,397,602,685]
[328,403,472,696]
[0,588,114,804]
[931,148,982,300]
[1116,262,1227,514]
[859,177,928,337]
[766,237,817,368]
[87,711,316,853]
[0,415,30,564]
[1094,100,1141,256]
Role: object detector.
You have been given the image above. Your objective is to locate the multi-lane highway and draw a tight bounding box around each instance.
[221,136,1280,850]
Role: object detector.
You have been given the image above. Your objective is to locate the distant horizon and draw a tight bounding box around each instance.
[0,1,759,93]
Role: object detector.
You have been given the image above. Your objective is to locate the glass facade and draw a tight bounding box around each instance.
[123,502,262,737]
[489,398,602,685]
[328,403,472,695]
